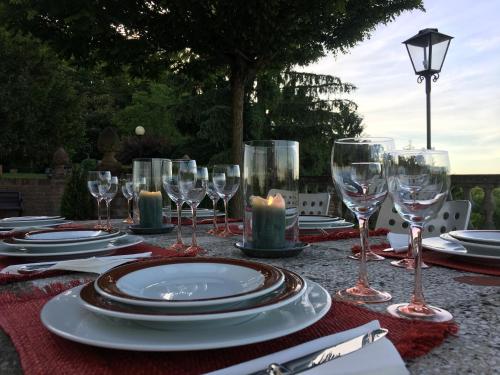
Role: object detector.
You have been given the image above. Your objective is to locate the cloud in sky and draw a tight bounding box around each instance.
[302,0,500,174]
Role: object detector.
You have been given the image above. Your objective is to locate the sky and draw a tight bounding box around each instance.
[303,0,500,174]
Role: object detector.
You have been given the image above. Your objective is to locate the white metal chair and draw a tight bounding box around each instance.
[298,193,331,215]
[375,195,472,238]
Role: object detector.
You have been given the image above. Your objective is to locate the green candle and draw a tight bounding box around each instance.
[251,193,286,249]
[138,191,163,228]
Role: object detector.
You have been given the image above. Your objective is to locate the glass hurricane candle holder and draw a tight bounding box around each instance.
[243,140,299,250]
[132,158,168,228]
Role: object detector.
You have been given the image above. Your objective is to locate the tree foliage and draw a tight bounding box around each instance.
[0,28,85,171]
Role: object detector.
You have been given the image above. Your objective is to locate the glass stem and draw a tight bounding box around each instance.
[356,217,371,289]
[406,227,413,258]
[106,200,111,230]
[223,197,229,233]
[409,225,427,307]
[212,199,218,230]
[97,198,102,225]
[176,202,183,244]
[191,204,198,247]
[127,198,132,221]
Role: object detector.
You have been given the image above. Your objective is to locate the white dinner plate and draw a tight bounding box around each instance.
[14,229,122,244]
[2,232,128,251]
[299,220,354,230]
[440,233,500,256]
[298,215,340,223]
[95,261,285,307]
[0,235,143,259]
[180,209,223,218]
[0,216,63,222]
[423,236,500,260]
[41,280,331,351]
[449,230,500,246]
[0,218,67,228]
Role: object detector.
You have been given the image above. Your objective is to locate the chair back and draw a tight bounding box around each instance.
[375,195,471,238]
[298,193,331,215]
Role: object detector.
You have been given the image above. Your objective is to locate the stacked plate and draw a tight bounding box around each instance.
[0,228,143,260]
[423,230,500,261]
[299,215,354,231]
[0,215,71,230]
[41,257,332,351]
[180,208,223,218]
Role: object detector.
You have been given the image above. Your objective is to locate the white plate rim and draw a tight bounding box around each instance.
[95,262,285,307]
[15,229,122,243]
[423,236,500,260]
[0,219,68,228]
[41,281,331,351]
[2,232,128,249]
[0,235,143,258]
[448,230,500,245]
[0,216,63,222]
[440,233,500,251]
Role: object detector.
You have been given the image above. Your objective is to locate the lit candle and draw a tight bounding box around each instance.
[251,193,286,249]
[138,191,163,228]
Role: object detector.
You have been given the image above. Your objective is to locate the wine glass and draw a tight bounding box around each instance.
[386,149,452,322]
[206,176,221,234]
[331,137,394,304]
[212,164,240,237]
[162,159,190,252]
[121,174,134,224]
[180,166,208,253]
[87,171,111,229]
[102,176,118,230]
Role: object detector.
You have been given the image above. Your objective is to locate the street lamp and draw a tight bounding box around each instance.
[403,28,453,149]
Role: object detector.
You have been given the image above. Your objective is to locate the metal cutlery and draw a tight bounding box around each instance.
[250,328,388,375]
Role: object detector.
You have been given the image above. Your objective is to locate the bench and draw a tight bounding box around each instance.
[0,191,23,218]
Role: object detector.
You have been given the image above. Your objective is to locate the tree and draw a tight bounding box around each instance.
[0,28,85,171]
[0,0,423,168]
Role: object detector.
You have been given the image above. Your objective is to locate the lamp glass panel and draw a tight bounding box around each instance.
[430,39,450,71]
[407,44,430,73]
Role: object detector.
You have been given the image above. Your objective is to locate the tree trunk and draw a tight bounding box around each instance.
[229,65,246,218]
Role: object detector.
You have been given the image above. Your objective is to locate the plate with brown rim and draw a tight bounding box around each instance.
[94,257,285,308]
[81,267,305,325]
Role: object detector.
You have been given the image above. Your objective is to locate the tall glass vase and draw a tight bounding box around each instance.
[132,158,168,228]
[243,140,299,252]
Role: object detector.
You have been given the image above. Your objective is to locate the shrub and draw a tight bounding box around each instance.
[60,160,97,219]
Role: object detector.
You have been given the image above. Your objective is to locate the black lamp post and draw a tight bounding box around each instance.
[403,28,453,149]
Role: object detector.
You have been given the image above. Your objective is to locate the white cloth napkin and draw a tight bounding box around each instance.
[205,320,408,375]
[0,252,152,275]
[387,232,410,253]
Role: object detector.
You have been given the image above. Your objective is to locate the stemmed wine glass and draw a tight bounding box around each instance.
[206,175,221,234]
[386,149,453,322]
[331,137,394,304]
[212,164,240,237]
[87,171,111,229]
[180,166,208,253]
[162,159,189,252]
[101,176,118,230]
[121,174,134,224]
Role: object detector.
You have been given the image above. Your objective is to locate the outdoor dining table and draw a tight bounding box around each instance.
[0,219,498,374]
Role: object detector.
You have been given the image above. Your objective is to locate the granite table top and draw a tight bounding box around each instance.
[0,220,498,375]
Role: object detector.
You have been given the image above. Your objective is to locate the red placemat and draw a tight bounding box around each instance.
[171,217,241,226]
[352,243,500,277]
[0,243,197,285]
[0,282,458,375]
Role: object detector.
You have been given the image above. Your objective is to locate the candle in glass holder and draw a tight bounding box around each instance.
[138,191,163,228]
[251,193,286,249]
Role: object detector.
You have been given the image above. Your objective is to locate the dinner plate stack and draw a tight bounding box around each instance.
[0,228,143,260]
[180,208,223,218]
[299,215,354,231]
[41,257,332,351]
[423,230,500,261]
[0,216,72,230]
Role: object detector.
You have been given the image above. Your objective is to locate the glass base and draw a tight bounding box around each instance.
[167,241,188,253]
[93,223,105,230]
[207,226,222,235]
[122,217,134,224]
[185,245,206,255]
[216,228,235,238]
[391,258,430,269]
[349,251,385,261]
[336,285,392,304]
[387,303,453,322]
